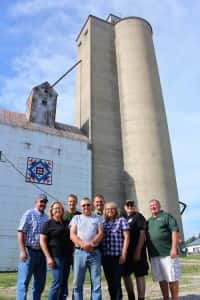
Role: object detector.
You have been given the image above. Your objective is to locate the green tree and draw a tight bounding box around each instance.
[185,236,196,244]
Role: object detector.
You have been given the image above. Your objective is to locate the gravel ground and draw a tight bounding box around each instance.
[0,258,200,299]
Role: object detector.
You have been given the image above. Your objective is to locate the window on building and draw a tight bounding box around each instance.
[0,151,5,162]
[42,99,47,105]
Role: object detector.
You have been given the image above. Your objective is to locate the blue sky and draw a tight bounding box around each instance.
[0,0,199,239]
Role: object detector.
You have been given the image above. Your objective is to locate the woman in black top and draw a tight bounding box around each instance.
[40,201,71,300]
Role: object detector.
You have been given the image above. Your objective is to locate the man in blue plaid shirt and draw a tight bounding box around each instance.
[16,194,48,300]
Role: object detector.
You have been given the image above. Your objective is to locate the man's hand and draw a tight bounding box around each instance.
[170,247,177,258]
[82,242,93,252]
[20,250,27,261]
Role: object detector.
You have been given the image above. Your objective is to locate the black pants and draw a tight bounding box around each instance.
[102,255,122,300]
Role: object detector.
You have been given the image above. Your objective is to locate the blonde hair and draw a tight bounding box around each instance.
[103,201,119,220]
[48,201,64,219]
[149,199,161,207]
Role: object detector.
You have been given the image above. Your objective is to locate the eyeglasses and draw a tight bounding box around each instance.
[82,204,91,208]
[52,207,62,210]
[126,203,134,207]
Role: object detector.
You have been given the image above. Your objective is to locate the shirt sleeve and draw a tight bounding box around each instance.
[41,221,49,235]
[17,210,30,232]
[69,215,78,228]
[137,213,147,231]
[120,217,129,230]
[97,215,103,225]
[167,214,179,232]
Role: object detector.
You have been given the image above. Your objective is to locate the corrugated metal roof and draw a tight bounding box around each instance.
[0,110,89,143]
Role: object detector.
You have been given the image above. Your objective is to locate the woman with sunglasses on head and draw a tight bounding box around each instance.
[40,201,72,300]
[121,200,149,300]
[102,201,130,300]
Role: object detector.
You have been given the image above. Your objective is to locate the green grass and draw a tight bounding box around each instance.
[183,254,200,260]
[0,269,100,299]
[0,296,15,300]
[0,273,16,289]
[0,255,200,299]
[181,263,200,273]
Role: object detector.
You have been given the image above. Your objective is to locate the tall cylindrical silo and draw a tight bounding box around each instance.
[115,17,183,231]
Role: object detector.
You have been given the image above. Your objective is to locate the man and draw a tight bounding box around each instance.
[147,199,180,300]
[93,194,105,215]
[70,197,103,300]
[122,200,148,300]
[16,194,48,300]
[63,193,81,298]
[63,194,81,222]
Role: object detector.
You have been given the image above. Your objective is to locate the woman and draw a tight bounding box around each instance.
[40,201,72,300]
[102,202,130,300]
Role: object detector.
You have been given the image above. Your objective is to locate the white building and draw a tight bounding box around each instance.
[0,82,91,271]
[187,238,200,254]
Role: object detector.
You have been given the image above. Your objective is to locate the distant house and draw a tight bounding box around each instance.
[186,238,200,254]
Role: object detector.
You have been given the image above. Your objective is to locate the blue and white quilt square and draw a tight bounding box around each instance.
[26,157,53,185]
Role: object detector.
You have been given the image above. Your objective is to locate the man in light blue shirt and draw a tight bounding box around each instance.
[16,194,48,300]
[70,197,103,300]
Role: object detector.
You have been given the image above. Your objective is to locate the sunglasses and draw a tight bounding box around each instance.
[39,200,48,204]
[126,203,134,207]
[82,204,91,208]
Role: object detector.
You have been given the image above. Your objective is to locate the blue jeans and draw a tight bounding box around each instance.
[102,255,122,300]
[48,256,70,300]
[73,248,102,300]
[16,248,46,300]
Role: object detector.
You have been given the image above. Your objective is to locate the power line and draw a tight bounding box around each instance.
[2,152,57,200]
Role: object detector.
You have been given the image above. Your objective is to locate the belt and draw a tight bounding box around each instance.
[26,246,41,251]
[75,246,99,250]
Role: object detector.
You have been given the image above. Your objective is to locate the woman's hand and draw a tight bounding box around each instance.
[20,250,27,262]
[119,253,126,264]
[47,257,55,268]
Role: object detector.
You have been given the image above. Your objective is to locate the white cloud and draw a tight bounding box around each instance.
[9,0,69,16]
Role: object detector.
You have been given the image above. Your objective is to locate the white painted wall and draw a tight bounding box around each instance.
[0,123,91,271]
[187,245,200,254]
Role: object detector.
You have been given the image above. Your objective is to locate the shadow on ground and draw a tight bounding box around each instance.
[154,295,200,300]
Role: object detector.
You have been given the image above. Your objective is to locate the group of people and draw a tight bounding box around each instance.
[16,193,181,300]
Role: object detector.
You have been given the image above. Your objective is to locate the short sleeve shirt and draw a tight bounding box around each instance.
[124,212,147,256]
[147,210,179,257]
[102,217,129,256]
[63,210,81,223]
[41,219,71,257]
[18,208,48,249]
[69,213,103,243]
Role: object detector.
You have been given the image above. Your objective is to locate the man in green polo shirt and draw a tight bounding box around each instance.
[63,194,81,222]
[147,199,180,300]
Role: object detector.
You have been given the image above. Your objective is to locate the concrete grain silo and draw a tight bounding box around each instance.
[115,17,182,228]
[75,15,125,206]
[75,14,183,233]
